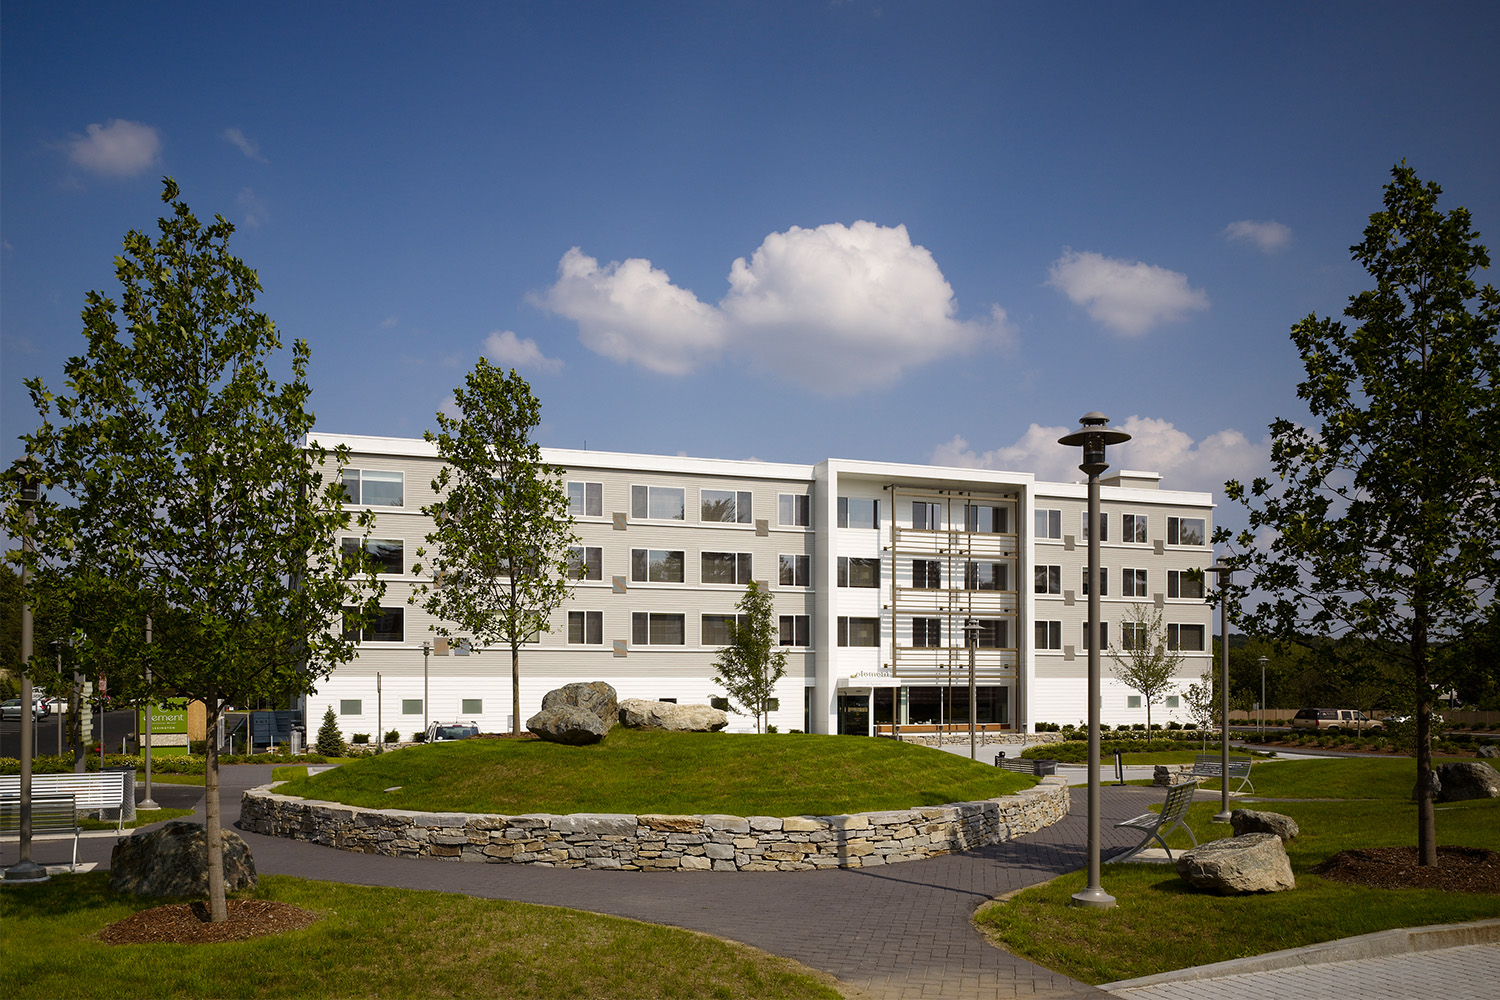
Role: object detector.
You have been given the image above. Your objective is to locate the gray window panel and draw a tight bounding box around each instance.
[1081,566,1107,596]
[401,699,422,715]
[631,549,684,583]
[632,612,685,645]
[702,614,743,645]
[838,616,879,647]
[1122,622,1147,650]
[976,619,1009,649]
[838,556,879,588]
[838,497,879,529]
[461,699,483,715]
[1034,620,1062,650]
[779,614,810,646]
[569,611,603,644]
[1035,508,1062,539]
[913,559,941,589]
[568,481,603,518]
[702,552,753,585]
[1168,623,1206,651]
[912,501,941,530]
[1034,564,1061,595]
[339,700,362,716]
[1122,568,1148,597]
[778,493,810,526]
[1082,621,1109,650]
[1168,517,1206,546]
[965,561,1007,591]
[1128,695,1142,708]
[568,546,603,581]
[1082,512,1108,541]
[966,504,1009,533]
[779,554,810,587]
[361,470,403,506]
[343,537,403,575]
[1122,513,1148,543]
[911,617,941,647]
[631,485,684,520]
[1168,569,1205,599]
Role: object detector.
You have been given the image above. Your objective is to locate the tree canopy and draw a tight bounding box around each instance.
[1223,163,1499,864]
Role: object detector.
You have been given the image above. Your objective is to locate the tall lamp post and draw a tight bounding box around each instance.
[1059,412,1130,909]
[1207,561,1238,822]
[421,641,431,739]
[1258,655,1268,736]
[5,460,47,883]
[964,617,978,761]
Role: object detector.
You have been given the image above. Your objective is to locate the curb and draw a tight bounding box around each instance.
[1100,918,1500,992]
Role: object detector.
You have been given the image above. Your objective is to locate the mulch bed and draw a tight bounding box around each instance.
[99,899,319,944]
[1313,846,1500,894]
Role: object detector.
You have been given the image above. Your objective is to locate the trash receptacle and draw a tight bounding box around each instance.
[104,766,137,823]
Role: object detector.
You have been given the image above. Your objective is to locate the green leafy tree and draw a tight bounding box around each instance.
[412,360,577,736]
[1182,669,1217,751]
[712,581,788,733]
[1223,164,1500,865]
[1107,603,1184,733]
[2,179,381,920]
[315,706,346,757]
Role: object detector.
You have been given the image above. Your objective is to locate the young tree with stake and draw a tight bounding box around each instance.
[712,581,787,733]
[1107,603,1184,734]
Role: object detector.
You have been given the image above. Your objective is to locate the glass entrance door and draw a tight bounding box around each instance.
[837,693,870,736]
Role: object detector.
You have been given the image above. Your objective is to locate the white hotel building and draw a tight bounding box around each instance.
[309,433,1216,738]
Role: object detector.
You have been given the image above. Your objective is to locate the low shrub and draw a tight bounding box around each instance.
[352,734,370,745]
[1167,721,1182,730]
[384,730,400,744]
[412,732,428,743]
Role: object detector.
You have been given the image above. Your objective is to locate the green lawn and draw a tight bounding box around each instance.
[0,874,845,1000]
[274,729,1035,816]
[79,806,195,831]
[975,767,1500,984]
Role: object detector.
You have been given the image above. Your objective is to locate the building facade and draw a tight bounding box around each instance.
[309,433,1216,738]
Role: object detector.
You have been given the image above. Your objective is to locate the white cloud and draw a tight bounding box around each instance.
[438,396,461,420]
[1223,219,1292,253]
[1047,250,1209,337]
[482,329,564,374]
[222,127,267,163]
[236,187,268,228]
[535,221,1012,393]
[932,415,1271,497]
[68,119,161,177]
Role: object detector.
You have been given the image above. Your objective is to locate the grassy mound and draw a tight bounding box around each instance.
[273,729,1035,816]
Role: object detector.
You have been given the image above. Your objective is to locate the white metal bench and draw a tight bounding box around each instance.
[0,793,81,870]
[0,771,132,832]
[1192,753,1254,794]
[1112,781,1198,862]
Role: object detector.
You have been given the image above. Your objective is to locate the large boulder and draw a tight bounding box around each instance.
[110,820,257,897]
[527,705,609,745]
[1174,833,1295,894]
[541,682,618,732]
[618,699,728,732]
[1435,761,1500,802]
[1475,745,1499,759]
[1231,808,1299,843]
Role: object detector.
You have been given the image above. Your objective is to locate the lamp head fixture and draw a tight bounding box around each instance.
[1057,412,1131,478]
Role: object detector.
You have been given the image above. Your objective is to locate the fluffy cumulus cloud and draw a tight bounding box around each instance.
[483,329,563,373]
[1047,250,1209,337]
[222,127,267,162]
[68,119,161,176]
[535,221,1012,393]
[932,415,1270,497]
[1223,219,1292,253]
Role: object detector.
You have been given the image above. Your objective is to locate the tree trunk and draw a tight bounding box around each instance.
[204,689,228,921]
[511,641,521,736]
[1414,614,1437,866]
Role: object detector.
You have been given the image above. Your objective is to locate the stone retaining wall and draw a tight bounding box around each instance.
[240,777,1070,871]
[892,732,1066,748]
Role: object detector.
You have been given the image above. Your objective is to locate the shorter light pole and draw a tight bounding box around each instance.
[964,618,978,761]
[1207,561,1238,823]
[1258,655,1268,736]
[421,641,431,739]
[376,672,383,753]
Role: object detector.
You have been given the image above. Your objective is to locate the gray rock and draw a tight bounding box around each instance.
[1175,833,1294,894]
[1412,768,1442,802]
[527,705,609,745]
[1435,761,1500,802]
[618,699,728,732]
[1230,808,1299,843]
[109,820,257,897]
[540,682,618,731]
[1475,745,1499,759]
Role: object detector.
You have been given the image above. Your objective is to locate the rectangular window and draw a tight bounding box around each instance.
[342,537,403,575]
[632,612,685,645]
[1167,569,1205,599]
[1122,513,1148,543]
[911,501,942,530]
[779,614,810,647]
[340,469,404,507]
[1033,564,1061,595]
[837,497,880,529]
[1121,622,1147,650]
[837,616,880,647]
[1082,621,1109,649]
[701,551,753,585]
[1082,566,1108,596]
[701,488,752,523]
[911,617,942,647]
[838,556,880,588]
[342,607,404,642]
[912,558,941,589]
[1165,695,1180,708]
[1168,623,1206,651]
[1122,568,1148,597]
[965,503,1009,533]
[567,546,603,581]
[567,481,603,518]
[701,614,745,646]
[630,549,685,583]
[1167,516,1207,546]
[965,561,1009,591]
[778,554,810,587]
[1034,508,1062,539]
[401,699,422,715]
[1081,512,1108,542]
[778,493,810,526]
[630,485,685,520]
[1034,620,1063,650]
[339,700,362,716]
[568,610,603,644]
[976,619,1010,649]
[1127,695,1142,709]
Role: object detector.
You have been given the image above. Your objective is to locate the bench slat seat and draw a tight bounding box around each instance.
[0,772,131,831]
[0,793,80,870]
[1191,753,1254,793]
[1112,781,1198,863]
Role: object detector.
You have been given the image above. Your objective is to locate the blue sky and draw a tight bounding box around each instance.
[4,2,1498,535]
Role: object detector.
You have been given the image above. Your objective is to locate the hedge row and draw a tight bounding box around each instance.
[0,751,331,775]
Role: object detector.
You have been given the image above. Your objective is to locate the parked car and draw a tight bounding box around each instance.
[1,697,48,721]
[1290,707,1383,732]
[425,721,479,742]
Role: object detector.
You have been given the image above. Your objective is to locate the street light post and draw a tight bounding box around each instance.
[1059,413,1130,909]
[141,618,158,812]
[5,460,47,884]
[1207,561,1238,823]
[964,617,978,761]
[1258,655,1268,736]
[421,641,431,739]
[377,672,383,754]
